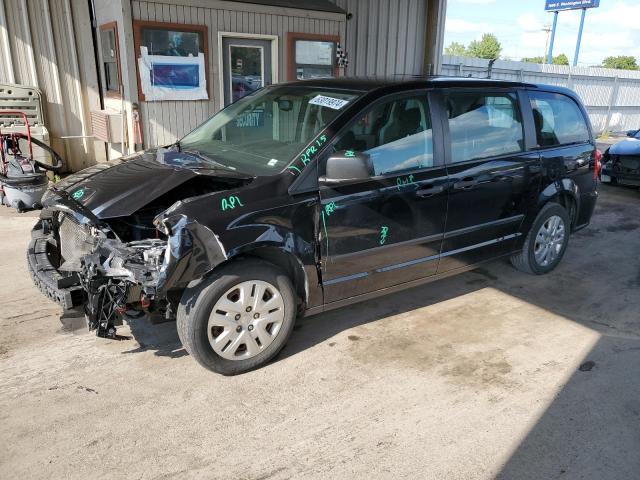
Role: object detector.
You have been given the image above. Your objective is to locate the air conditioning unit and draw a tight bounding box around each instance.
[90,109,123,143]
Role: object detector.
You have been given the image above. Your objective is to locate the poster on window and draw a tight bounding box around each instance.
[138,46,208,101]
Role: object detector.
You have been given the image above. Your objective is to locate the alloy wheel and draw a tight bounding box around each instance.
[534,215,566,267]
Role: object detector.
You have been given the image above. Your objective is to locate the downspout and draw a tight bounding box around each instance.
[88,0,105,110]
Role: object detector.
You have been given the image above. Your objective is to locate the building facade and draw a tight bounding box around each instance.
[0,0,446,171]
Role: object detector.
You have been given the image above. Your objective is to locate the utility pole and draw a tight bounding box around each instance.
[542,25,552,60]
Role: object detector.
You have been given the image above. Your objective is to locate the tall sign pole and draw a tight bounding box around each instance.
[546,11,558,64]
[544,1,599,66]
[573,8,587,66]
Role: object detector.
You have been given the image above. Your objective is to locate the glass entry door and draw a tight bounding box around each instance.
[222,37,273,105]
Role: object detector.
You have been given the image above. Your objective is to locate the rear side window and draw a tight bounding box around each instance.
[529,91,590,147]
[445,92,524,163]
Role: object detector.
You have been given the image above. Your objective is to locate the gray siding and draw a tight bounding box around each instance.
[132,0,345,147]
[331,0,426,76]
[0,0,104,171]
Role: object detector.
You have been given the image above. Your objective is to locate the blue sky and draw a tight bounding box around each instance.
[443,0,640,65]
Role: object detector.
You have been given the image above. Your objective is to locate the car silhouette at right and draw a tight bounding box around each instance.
[601,129,640,188]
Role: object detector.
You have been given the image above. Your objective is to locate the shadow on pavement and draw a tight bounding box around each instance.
[125,317,187,359]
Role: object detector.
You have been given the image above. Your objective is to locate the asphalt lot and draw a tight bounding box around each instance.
[1,183,639,479]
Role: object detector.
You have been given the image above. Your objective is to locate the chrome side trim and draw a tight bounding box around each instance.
[376,253,439,273]
[323,233,521,286]
[443,215,524,239]
[323,271,369,286]
[440,232,521,257]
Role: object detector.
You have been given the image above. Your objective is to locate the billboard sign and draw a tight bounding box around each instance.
[545,0,600,11]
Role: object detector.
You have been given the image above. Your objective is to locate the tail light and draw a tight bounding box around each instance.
[593,148,602,180]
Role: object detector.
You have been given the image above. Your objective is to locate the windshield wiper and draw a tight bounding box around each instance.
[181,149,235,171]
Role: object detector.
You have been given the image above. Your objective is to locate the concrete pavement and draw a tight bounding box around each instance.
[1,185,639,479]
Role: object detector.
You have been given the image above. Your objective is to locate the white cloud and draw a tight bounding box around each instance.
[589,1,640,30]
[445,18,491,34]
[517,12,544,32]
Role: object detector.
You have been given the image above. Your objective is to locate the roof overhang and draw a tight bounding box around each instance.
[225,0,346,14]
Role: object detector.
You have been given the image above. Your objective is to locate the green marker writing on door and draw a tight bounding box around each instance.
[379,225,389,245]
[396,174,416,191]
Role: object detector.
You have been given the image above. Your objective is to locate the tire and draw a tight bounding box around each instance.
[177,259,297,375]
[510,202,570,275]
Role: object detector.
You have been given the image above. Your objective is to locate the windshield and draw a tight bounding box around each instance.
[178,85,362,175]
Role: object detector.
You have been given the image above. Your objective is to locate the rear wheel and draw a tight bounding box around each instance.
[510,202,570,275]
[177,259,297,375]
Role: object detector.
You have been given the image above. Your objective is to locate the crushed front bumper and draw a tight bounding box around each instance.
[27,218,85,309]
[29,196,228,316]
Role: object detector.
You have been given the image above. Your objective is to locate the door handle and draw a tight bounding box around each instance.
[416,184,445,197]
[453,177,477,190]
[491,174,512,182]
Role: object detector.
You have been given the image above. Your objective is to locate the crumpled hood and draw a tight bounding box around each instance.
[609,137,640,156]
[47,150,249,219]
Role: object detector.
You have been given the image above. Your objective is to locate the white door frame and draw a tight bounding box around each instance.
[217,32,279,107]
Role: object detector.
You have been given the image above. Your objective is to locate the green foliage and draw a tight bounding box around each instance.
[467,33,501,60]
[521,53,569,65]
[601,55,638,70]
[521,56,544,64]
[444,41,468,57]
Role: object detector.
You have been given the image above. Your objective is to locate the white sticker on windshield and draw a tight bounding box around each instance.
[309,95,350,110]
[268,159,278,166]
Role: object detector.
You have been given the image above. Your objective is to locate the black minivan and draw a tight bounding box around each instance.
[28,77,600,374]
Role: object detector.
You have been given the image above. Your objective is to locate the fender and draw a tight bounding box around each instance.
[222,219,319,308]
[153,214,228,295]
[537,178,580,211]
[155,187,321,307]
[517,178,580,243]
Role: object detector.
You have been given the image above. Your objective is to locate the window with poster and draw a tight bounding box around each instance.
[287,33,339,80]
[99,22,122,98]
[132,20,209,101]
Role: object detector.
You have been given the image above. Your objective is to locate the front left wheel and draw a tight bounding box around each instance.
[177,259,297,375]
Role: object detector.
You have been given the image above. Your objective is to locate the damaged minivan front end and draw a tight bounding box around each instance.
[27,151,248,337]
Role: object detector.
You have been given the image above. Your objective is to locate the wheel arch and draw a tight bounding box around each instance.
[228,245,309,310]
[537,178,580,230]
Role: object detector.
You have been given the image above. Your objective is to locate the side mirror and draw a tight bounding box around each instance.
[626,129,639,137]
[320,150,374,185]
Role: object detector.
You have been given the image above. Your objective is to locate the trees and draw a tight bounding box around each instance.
[467,33,501,60]
[522,53,569,65]
[601,56,638,70]
[444,41,467,57]
[443,34,501,60]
